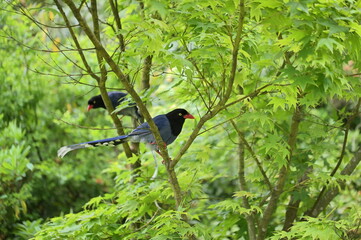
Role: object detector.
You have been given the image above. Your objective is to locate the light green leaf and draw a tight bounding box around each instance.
[316,38,343,53]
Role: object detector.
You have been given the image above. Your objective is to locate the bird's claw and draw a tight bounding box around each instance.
[161,158,172,165]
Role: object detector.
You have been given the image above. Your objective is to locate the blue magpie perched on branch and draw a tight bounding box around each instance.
[58,108,195,158]
[87,91,142,121]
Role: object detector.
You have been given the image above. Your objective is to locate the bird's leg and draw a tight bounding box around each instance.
[154,149,167,165]
[150,142,171,164]
[155,149,162,157]
[151,151,159,180]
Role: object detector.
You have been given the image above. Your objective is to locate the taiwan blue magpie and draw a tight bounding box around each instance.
[58,109,194,158]
[87,91,142,121]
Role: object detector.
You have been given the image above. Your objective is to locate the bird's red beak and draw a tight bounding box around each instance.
[87,105,94,111]
[184,114,195,119]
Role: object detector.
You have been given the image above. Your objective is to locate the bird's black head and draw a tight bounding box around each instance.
[87,95,106,111]
[166,109,195,136]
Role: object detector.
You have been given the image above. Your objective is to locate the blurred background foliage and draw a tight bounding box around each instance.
[0,0,361,239]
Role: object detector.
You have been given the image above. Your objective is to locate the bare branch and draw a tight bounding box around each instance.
[109,0,125,52]
[141,55,152,90]
[0,33,96,53]
[197,113,242,136]
[54,0,100,81]
[55,117,133,131]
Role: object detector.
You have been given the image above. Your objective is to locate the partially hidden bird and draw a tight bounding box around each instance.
[58,108,195,158]
[87,91,142,121]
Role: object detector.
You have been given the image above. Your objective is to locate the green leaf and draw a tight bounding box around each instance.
[26,163,34,171]
[316,38,343,53]
[349,22,361,37]
[233,191,255,198]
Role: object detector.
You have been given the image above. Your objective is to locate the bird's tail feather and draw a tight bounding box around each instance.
[57,135,128,158]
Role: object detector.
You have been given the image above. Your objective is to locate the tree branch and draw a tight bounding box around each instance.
[90,0,133,157]
[306,146,361,217]
[222,0,245,104]
[282,166,312,231]
[257,102,303,240]
[62,0,182,209]
[305,97,361,217]
[108,0,125,52]
[232,122,272,192]
[15,5,89,74]
[171,0,246,168]
[54,0,100,81]
[142,55,152,90]
[231,120,257,240]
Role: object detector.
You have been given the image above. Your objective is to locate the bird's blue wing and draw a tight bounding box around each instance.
[109,91,141,120]
[157,116,175,145]
[108,91,127,108]
[128,114,173,144]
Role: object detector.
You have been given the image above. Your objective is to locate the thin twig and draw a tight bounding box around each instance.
[134,208,160,231]
[306,97,361,217]
[231,120,272,191]
[55,117,134,130]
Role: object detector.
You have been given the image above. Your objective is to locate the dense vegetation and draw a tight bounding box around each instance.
[1,0,361,239]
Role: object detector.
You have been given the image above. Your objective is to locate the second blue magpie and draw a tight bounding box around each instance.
[87,91,142,121]
[58,108,195,158]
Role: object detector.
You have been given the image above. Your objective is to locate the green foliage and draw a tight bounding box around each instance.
[1,0,361,239]
[0,2,115,239]
[0,117,32,237]
[271,216,350,240]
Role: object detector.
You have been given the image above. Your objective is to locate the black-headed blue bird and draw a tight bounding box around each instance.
[87,91,142,121]
[58,109,195,158]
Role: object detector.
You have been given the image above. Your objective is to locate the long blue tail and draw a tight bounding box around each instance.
[57,135,129,158]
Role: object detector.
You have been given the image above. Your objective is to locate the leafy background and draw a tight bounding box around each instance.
[1,0,361,239]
